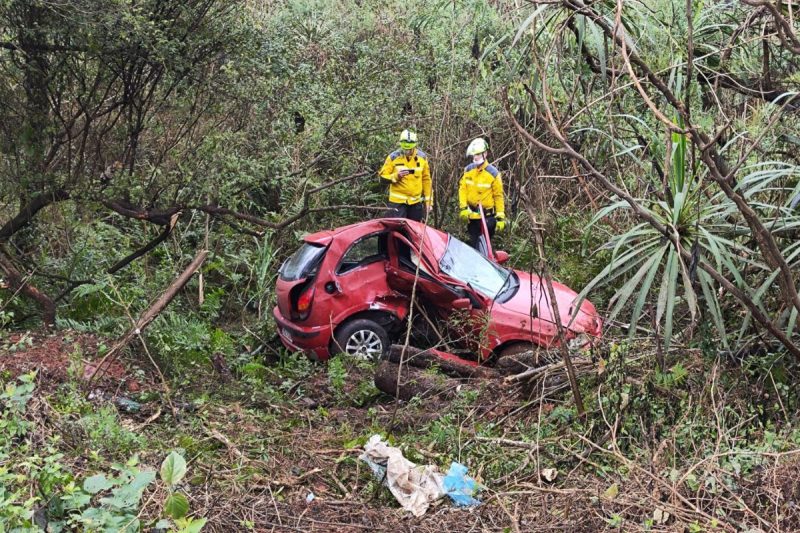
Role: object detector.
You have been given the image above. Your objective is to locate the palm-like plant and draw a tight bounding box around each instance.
[581,137,800,351]
[577,128,773,352]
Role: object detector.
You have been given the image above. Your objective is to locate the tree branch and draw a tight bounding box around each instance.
[742,0,800,54]
[0,189,70,241]
[87,249,209,385]
[0,41,89,53]
[107,212,180,274]
[102,199,181,225]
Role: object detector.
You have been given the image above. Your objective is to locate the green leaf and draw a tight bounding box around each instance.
[670,363,688,384]
[603,483,619,500]
[787,306,798,337]
[513,5,550,46]
[165,492,190,519]
[101,470,155,510]
[628,244,668,338]
[662,250,680,353]
[586,16,606,80]
[83,474,113,494]
[677,253,698,324]
[608,252,658,321]
[655,250,675,329]
[736,268,780,343]
[670,121,686,194]
[161,451,188,487]
[176,517,208,533]
[697,271,729,349]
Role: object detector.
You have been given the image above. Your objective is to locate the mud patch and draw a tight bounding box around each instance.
[0,330,133,390]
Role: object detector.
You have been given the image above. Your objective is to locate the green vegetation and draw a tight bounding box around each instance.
[0,373,204,532]
[1,0,800,530]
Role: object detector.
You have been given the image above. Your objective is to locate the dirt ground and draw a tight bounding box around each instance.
[0,331,137,388]
[2,331,799,532]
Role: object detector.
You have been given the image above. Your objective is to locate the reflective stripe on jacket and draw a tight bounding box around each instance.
[458,162,504,219]
[378,148,432,206]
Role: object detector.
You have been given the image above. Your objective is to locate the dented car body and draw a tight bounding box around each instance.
[273,218,602,361]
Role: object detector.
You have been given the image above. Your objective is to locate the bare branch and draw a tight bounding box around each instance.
[107,212,181,274]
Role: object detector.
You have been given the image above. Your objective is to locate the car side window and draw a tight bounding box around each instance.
[337,234,386,275]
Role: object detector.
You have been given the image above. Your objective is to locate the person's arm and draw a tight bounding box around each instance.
[422,158,432,208]
[458,173,472,220]
[492,174,505,217]
[379,155,398,183]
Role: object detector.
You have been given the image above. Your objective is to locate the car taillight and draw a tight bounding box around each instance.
[296,286,315,320]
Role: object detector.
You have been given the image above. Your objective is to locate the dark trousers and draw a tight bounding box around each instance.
[468,216,496,250]
[386,202,423,222]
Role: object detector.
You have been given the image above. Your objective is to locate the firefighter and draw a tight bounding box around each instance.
[378,129,432,222]
[458,137,505,248]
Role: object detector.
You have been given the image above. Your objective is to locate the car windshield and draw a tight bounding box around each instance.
[438,236,511,299]
[279,243,326,281]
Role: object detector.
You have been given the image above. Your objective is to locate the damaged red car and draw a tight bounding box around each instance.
[273,218,601,362]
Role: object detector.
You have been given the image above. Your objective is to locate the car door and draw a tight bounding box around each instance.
[384,231,465,305]
[312,231,393,323]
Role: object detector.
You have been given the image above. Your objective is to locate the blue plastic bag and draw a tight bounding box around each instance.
[443,462,481,506]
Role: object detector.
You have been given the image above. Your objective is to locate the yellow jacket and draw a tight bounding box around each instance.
[379,148,432,206]
[458,162,504,219]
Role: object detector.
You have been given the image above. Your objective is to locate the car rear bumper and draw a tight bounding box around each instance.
[273,306,332,360]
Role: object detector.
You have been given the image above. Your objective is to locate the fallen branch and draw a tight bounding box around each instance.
[206,427,246,460]
[474,436,540,450]
[527,205,584,416]
[505,356,594,383]
[496,349,559,375]
[386,344,498,379]
[86,249,209,385]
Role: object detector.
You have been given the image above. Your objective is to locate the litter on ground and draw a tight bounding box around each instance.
[359,434,482,516]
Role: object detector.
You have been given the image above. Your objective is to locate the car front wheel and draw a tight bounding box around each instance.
[332,319,389,361]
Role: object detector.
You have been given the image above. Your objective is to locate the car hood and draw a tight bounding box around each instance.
[496,270,602,336]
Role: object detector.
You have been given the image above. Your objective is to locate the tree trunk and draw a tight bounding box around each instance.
[0,251,56,327]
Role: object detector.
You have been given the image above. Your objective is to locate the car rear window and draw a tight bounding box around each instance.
[279,243,326,281]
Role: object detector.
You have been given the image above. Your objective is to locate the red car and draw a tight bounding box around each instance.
[273,218,601,361]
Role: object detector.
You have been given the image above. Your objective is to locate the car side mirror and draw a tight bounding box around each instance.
[452,298,471,310]
[495,251,510,264]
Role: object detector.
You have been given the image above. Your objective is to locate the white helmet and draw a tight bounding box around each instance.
[399,129,418,149]
[466,137,487,156]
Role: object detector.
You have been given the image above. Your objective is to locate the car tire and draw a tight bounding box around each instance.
[333,319,390,361]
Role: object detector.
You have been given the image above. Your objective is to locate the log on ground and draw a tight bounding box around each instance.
[495,350,560,375]
[374,360,456,401]
[387,344,498,380]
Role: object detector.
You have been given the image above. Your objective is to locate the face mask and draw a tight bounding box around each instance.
[473,154,485,165]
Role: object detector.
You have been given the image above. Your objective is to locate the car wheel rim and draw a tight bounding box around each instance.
[344,329,383,360]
